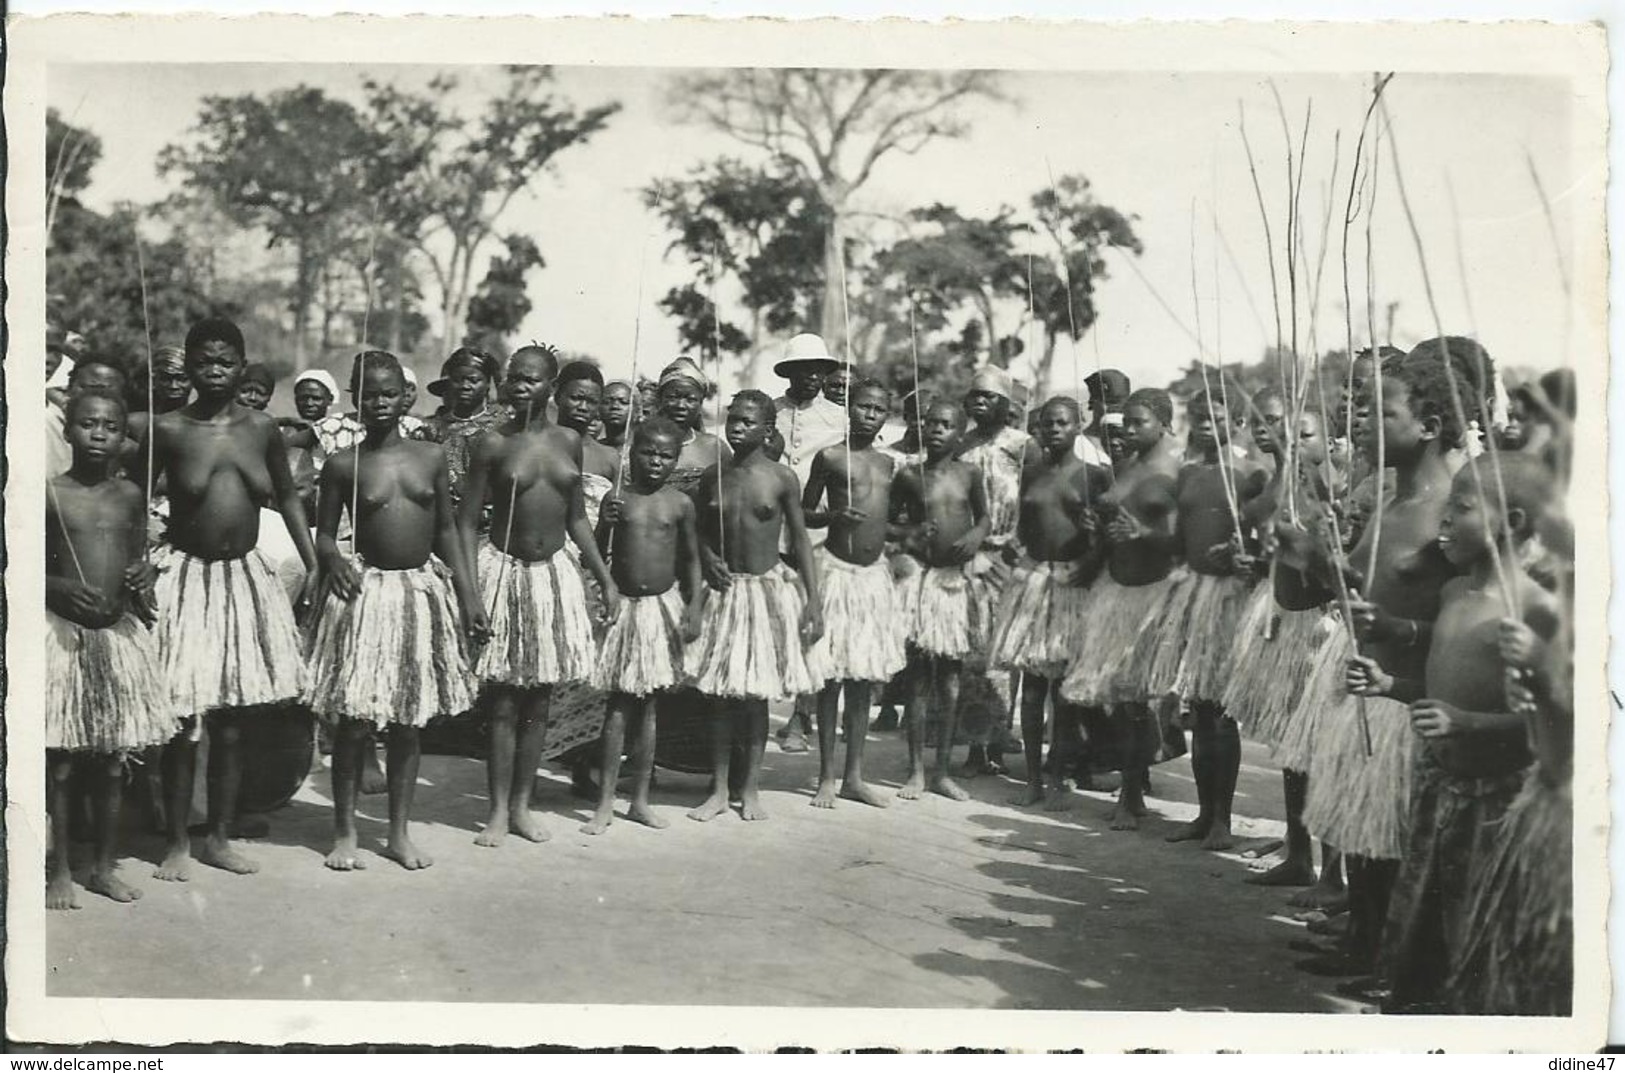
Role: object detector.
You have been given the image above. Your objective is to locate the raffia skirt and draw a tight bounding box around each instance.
[1223,595,1333,752]
[1449,773,1573,1015]
[474,540,596,688]
[154,546,308,722]
[1059,572,1184,709]
[1301,623,1415,860]
[47,610,179,753]
[988,559,1092,679]
[902,563,975,660]
[591,587,688,696]
[304,560,477,728]
[1142,571,1253,706]
[685,563,821,701]
[807,547,908,685]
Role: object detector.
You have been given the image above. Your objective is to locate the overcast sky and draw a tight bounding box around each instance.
[52,63,1581,395]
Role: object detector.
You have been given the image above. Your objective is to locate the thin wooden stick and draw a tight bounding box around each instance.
[835,221,854,507]
[1362,78,1390,605]
[134,231,156,562]
[46,480,91,587]
[1045,158,1085,408]
[1189,201,1244,548]
[709,243,727,564]
[909,294,928,512]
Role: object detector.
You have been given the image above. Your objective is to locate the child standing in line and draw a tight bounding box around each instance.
[1154,394,1268,852]
[583,417,704,835]
[989,398,1108,811]
[305,353,488,871]
[801,378,908,809]
[686,390,824,822]
[145,317,318,880]
[1294,341,1493,988]
[1060,388,1187,830]
[891,402,987,802]
[458,347,620,847]
[1347,453,1559,1013]
[47,390,178,908]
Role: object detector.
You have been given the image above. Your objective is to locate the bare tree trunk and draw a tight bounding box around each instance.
[292,239,315,372]
[387,241,405,354]
[821,217,844,349]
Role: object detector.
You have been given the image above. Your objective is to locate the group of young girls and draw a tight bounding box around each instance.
[45,318,1575,1018]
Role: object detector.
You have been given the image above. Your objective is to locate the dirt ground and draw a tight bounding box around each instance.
[47,715,1355,1013]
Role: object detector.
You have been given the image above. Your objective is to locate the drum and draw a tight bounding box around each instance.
[191,703,316,817]
[654,689,715,774]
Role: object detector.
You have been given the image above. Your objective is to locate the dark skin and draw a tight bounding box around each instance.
[1097,401,1180,829]
[802,385,896,810]
[46,398,157,910]
[582,429,704,836]
[146,338,319,882]
[687,398,823,823]
[556,376,621,484]
[822,367,850,407]
[314,364,488,872]
[236,381,271,411]
[441,361,492,419]
[1010,401,1110,811]
[1164,403,1266,852]
[459,361,620,848]
[781,364,828,404]
[294,381,333,423]
[890,404,988,802]
[959,387,1043,470]
[599,382,635,449]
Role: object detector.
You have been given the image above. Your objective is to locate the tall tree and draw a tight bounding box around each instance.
[158,86,374,368]
[462,233,546,356]
[377,66,620,350]
[47,107,103,240]
[644,157,828,383]
[1027,174,1145,395]
[668,69,1007,348]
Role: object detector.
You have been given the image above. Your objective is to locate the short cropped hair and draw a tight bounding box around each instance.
[634,415,685,447]
[65,387,129,425]
[185,317,245,360]
[731,388,777,426]
[1039,396,1082,422]
[1125,388,1173,428]
[556,360,604,392]
[348,350,406,395]
[849,376,890,402]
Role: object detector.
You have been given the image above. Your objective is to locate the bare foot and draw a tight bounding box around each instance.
[1043,784,1076,812]
[1289,885,1350,912]
[474,812,508,848]
[839,780,891,809]
[197,837,260,875]
[740,790,770,821]
[896,774,926,800]
[48,870,80,910]
[628,803,669,830]
[688,792,730,822]
[931,775,971,802]
[324,833,368,871]
[153,847,193,882]
[810,779,839,809]
[1200,822,1236,852]
[1108,804,1140,831]
[1246,857,1315,887]
[1011,784,1045,807]
[85,869,143,903]
[509,808,551,843]
[580,811,613,836]
[381,835,433,870]
[1164,818,1210,843]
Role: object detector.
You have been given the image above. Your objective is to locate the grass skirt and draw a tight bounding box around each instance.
[1224,599,1332,752]
[1059,572,1183,708]
[808,547,908,684]
[591,587,688,696]
[989,559,1091,678]
[46,610,178,753]
[1449,774,1573,1015]
[1266,613,1342,773]
[903,564,974,660]
[474,540,596,687]
[155,546,308,720]
[1378,750,1527,1013]
[962,552,1002,657]
[685,563,820,700]
[1144,571,1252,705]
[304,560,477,728]
[1301,624,1415,860]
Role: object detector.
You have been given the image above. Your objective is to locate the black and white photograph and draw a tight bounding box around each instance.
[7,13,1609,1052]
